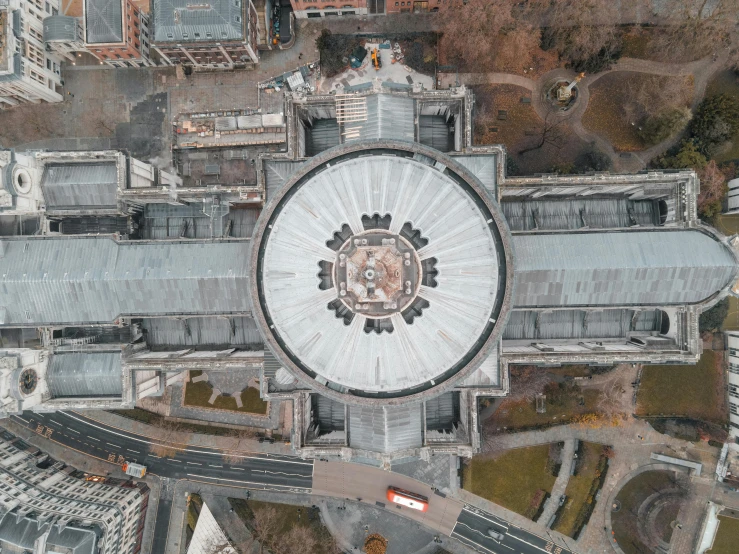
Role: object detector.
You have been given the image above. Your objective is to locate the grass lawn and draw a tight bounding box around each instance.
[636,350,726,423]
[490,388,601,432]
[709,514,739,554]
[714,214,739,237]
[723,295,739,332]
[184,371,268,415]
[228,498,335,551]
[472,84,541,152]
[463,446,556,517]
[611,471,679,554]
[553,442,605,537]
[582,72,693,152]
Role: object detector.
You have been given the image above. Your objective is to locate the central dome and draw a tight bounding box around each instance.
[251,141,513,405]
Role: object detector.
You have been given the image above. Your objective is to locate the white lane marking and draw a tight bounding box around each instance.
[232,468,245,471]
[209,464,223,468]
[12,416,29,423]
[150,455,160,459]
[128,449,140,454]
[88,437,99,442]
[187,474,311,488]
[106,443,121,448]
[61,412,313,466]
[49,420,62,426]
[450,531,498,554]
[253,469,307,477]
[508,533,562,553]
[187,462,202,466]
[68,428,80,434]
[169,459,181,463]
[461,508,508,530]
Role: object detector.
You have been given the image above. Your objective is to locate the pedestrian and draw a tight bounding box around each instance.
[299,53,303,60]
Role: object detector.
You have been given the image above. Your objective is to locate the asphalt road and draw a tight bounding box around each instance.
[453,507,574,554]
[11,412,574,554]
[151,495,173,554]
[11,411,313,493]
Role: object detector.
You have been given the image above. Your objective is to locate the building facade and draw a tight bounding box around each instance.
[84,0,153,67]
[0,85,736,466]
[0,0,65,108]
[728,331,739,439]
[152,0,259,69]
[290,0,368,18]
[0,427,149,553]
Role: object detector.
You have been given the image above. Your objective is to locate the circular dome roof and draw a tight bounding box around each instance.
[251,141,513,405]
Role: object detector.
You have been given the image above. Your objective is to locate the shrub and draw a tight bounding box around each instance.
[525,489,549,520]
[658,139,708,170]
[639,107,691,146]
[689,94,739,155]
[573,148,612,173]
[699,298,729,332]
[316,30,362,78]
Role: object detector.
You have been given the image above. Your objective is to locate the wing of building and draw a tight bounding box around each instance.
[0,83,736,465]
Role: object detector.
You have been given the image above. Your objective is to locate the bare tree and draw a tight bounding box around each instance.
[438,0,538,71]
[149,418,191,459]
[697,160,731,219]
[524,0,621,64]
[519,109,566,155]
[222,428,258,465]
[509,365,551,402]
[275,526,319,554]
[650,0,739,63]
[251,506,280,554]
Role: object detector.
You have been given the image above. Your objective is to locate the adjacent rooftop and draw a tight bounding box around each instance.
[153,0,245,43]
[85,0,124,44]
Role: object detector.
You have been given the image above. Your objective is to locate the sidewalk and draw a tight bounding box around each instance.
[80,410,295,456]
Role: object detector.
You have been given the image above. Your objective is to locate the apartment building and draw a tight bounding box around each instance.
[0,429,149,553]
[84,0,153,67]
[0,0,65,108]
[152,0,259,69]
[728,332,739,439]
[290,0,367,18]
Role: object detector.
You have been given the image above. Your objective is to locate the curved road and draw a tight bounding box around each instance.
[11,411,573,554]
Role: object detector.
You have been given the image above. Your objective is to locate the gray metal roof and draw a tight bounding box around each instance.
[48,351,122,398]
[142,316,262,348]
[41,163,118,209]
[153,0,245,43]
[0,512,97,554]
[503,309,663,340]
[0,237,252,325]
[142,203,258,239]
[348,404,422,453]
[452,154,497,191]
[85,0,123,43]
[43,15,79,42]
[502,198,658,231]
[343,95,415,142]
[512,229,737,308]
[260,154,502,393]
[263,160,304,200]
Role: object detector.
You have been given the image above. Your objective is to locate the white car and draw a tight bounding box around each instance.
[487,529,505,541]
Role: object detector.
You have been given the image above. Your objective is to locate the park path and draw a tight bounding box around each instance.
[537,439,576,527]
[439,51,730,171]
[482,417,721,554]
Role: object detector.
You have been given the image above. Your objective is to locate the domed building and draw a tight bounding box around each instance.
[0,84,736,464]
